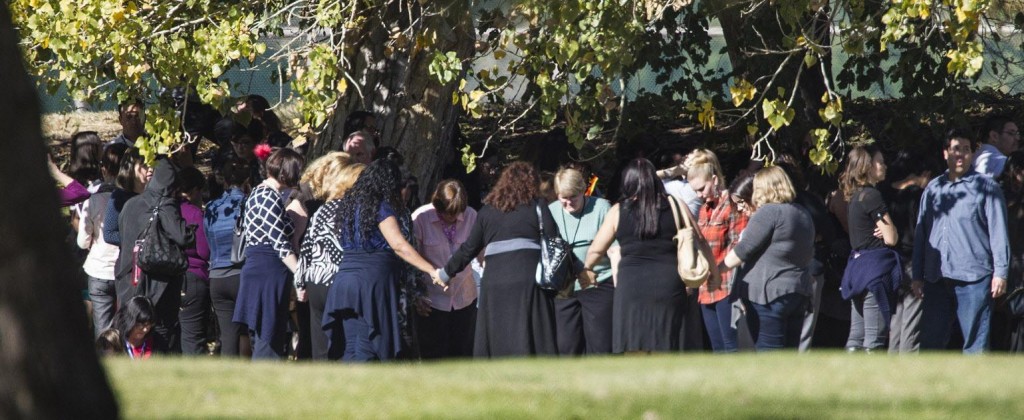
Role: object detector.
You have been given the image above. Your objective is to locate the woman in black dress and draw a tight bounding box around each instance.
[439,161,568,357]
[582,158,686,353]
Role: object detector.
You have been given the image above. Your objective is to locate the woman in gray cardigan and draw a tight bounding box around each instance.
[717,166,814,351]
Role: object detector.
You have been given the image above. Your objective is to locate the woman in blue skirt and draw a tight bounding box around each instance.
[323,159,443,362]
[234,149,305,360]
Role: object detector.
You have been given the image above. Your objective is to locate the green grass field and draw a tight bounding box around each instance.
[105,353,1024,419]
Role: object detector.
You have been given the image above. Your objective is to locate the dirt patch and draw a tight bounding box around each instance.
[43,111,122,146]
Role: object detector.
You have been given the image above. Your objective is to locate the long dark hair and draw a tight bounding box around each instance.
[112,296,155,340]
[101,143,129,180]
[69,131,103,184]
[620,158,665,239]
[729,174,754,204]
[337,158,404,244]
[116,148,145,192]
[1001,151,1024,197]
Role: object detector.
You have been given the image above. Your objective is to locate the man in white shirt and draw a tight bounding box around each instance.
[972,115,1019,178]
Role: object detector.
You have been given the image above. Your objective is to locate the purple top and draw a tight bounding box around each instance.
[181,200,211,280]
[60,180,90,207]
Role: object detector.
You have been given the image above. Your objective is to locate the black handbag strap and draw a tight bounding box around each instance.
[234,195,247,234]
[139,197,164,239]
[535,200,545,238]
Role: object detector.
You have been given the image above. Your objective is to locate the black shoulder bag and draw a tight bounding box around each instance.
[535,201,572,291]
[137,198,189,277]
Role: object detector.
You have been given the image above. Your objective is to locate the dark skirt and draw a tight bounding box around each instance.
[474,250,558,358]
[322,250,402,360]
[233,245,289,335]
[613,259,685,353]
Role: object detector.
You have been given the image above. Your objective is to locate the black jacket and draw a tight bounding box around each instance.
[114,158,195,306]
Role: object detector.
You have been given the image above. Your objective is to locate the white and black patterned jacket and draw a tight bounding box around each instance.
[296,199,344,288]
[243,184,294,259]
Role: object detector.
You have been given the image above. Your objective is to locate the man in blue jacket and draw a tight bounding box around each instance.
[912,129,1010,353]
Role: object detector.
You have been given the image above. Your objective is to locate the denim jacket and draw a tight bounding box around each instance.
[912,170,1009,283]
[204,188,245,271]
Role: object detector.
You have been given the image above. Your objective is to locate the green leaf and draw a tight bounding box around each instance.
[808,147,828,165]
[803,53,817,68]
[761,99,776,117]
[460,145,477,173]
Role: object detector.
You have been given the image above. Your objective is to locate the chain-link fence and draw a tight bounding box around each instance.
[623,31,1024,103]
[39,31,1024,114]
[39,37,295,114]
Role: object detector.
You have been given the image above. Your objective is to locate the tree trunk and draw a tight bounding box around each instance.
[0,6,120,419]
[311,0,476,201]
[714,0,831,149]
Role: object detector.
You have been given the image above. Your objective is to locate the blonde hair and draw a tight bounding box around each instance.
[327,163,366,200]
[686,149,726,189]
[553,167,587,197]
[752,166,796,207]
[301,152,352,200]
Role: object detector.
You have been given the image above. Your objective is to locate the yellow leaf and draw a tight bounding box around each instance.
[955,7,967,22]
[729,79,757,107]
[336,78,347,94]
[697,100,715,129]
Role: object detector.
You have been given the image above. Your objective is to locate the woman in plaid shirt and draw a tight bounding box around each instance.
[686,150,749,353]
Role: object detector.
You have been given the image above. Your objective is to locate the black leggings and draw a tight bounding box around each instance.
[179,272,210,355]
[306,282,344,360]
[210,274,250,357]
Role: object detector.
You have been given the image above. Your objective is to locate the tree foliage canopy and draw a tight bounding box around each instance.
[11,0,1024,169]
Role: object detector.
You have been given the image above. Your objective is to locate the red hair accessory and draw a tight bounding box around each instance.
[254,143,272,161]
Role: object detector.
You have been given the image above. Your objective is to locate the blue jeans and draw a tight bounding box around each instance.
[747,293,808,351]
[702,298,737,353]
[342,316,381,362]
[920,277,992,354]
[251,315,289,360]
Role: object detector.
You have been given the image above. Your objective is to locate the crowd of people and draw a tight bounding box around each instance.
[52,97,1023,360]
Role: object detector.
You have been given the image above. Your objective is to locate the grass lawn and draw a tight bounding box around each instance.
[105,352,1024,419]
